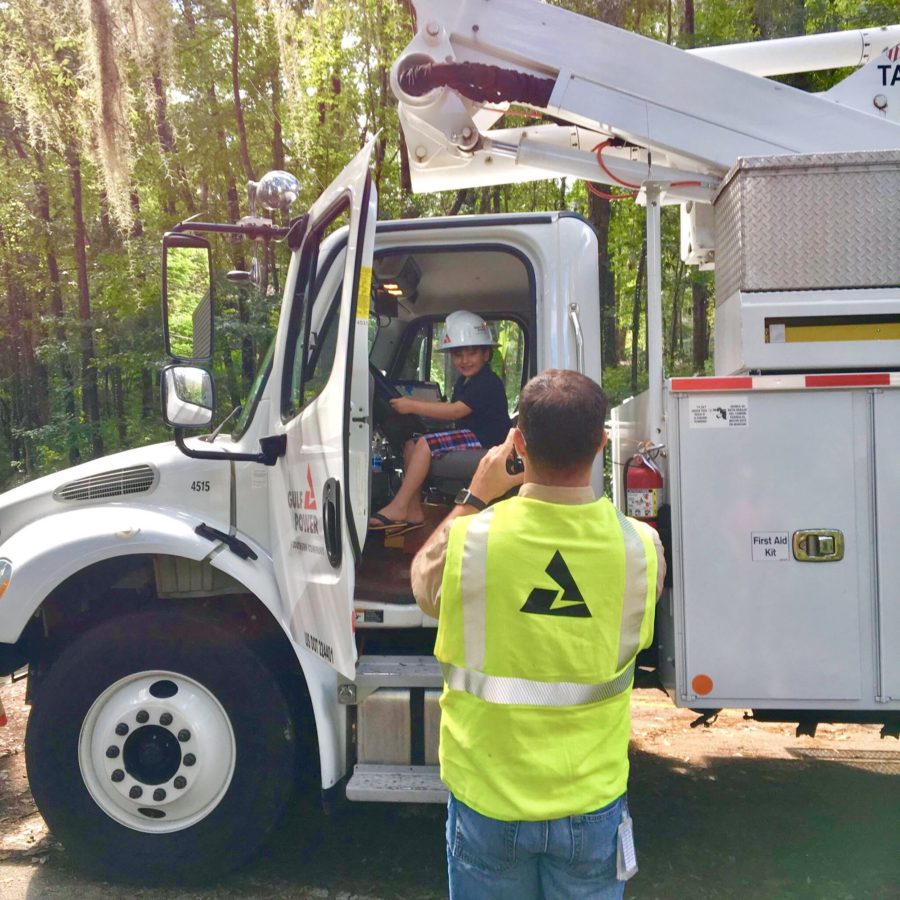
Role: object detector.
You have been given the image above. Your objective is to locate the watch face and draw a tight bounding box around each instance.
[455,489,484,510]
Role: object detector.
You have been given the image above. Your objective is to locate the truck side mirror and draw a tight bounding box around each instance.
[162,233,214,362]
[161,365,214,429]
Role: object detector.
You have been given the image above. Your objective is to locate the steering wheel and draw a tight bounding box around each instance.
[368,362,427,452]
[369,361,403,401]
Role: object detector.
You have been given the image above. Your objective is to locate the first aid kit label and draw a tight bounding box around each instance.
[751,532,789,561]
[689,395,749,428]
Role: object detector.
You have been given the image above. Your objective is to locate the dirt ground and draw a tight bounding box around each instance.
[2,672,898,899]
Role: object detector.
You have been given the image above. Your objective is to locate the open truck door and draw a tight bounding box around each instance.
[268,142,376,679]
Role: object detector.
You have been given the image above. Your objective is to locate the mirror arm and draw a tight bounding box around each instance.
[174,429,285,466]
[170,220,289,241]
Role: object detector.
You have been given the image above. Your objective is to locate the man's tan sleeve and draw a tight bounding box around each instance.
[652,528,666,599]
[410,520,453,619]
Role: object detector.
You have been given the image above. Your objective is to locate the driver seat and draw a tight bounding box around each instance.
[427,448,487,498]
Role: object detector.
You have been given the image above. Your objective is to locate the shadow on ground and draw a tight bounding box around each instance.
[13,739,899,899]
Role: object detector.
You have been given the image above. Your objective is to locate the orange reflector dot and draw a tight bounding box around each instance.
[691,674,714,696]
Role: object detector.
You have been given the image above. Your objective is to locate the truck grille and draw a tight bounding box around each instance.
[54,465,157,502]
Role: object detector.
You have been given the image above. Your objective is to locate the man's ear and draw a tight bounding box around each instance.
[513,427,527,457]
[599,430,609,451]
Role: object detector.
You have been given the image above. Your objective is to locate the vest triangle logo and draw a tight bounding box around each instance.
[520,550,591,618]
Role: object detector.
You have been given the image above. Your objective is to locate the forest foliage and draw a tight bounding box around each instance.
[0,0,895,488]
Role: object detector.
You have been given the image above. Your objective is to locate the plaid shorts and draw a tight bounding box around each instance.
[422,429,482,459]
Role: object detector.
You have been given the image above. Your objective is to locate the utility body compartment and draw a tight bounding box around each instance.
[637,375,900,713]
[713,151,900,374]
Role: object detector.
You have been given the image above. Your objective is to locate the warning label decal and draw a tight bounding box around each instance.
[689,395,749,428]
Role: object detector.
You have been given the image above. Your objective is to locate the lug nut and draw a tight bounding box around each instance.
[106,746,120,759]
[136,710,149,724]
[129,786,143,799]
[183,753,196,767]
[111,769,125,783]
[153,788,166,802]
[159,712,173,726]
[174,776,187,789]
[177,729,191,743]
[115,722,129,736]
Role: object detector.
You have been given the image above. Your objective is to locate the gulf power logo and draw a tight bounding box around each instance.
[304,464,317,510]
[442,333,452,344]
[287,466,319,535]
[889,44,900,63]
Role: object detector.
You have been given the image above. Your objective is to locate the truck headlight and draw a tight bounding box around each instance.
[0,559,11,599]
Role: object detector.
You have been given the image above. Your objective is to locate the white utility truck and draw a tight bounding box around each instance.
[0,0,899,882]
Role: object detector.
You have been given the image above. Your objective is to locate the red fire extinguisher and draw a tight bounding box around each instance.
[624,443,664,530]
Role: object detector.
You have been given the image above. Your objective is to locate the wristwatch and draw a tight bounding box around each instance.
[454,488,487,511]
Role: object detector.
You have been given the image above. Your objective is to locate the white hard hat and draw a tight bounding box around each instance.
[437,311,496,351]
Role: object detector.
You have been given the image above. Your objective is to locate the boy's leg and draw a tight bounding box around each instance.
[369,437,430,526]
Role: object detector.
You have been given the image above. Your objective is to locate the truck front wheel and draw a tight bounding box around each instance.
[25,609,297,882]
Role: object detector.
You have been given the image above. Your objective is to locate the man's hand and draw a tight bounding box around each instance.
[389,396,415,415]
[469,429,525,504]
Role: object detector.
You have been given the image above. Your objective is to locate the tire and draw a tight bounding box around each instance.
[25,609,297,883]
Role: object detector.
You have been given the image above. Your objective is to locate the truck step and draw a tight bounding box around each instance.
[355,655,443,690]
[345,764,448,803]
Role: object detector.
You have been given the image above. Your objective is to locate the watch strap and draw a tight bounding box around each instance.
[455,488,487,511]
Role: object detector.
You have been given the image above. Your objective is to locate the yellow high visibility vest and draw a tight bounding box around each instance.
[435,494,657,821]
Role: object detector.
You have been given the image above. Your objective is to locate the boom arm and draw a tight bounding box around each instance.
[392,0,900,197]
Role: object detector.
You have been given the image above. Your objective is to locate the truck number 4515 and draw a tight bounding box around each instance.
[191,480,211,492]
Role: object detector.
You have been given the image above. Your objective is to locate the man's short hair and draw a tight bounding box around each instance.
[518,370,608,470]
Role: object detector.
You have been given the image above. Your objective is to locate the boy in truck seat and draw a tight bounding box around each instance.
[368,311,510,534]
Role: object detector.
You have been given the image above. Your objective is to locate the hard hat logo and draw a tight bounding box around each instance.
[438,310,497,351]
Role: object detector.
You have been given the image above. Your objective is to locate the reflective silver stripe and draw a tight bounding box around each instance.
[615,510,651,669]
[459,507,495,671]
[441,661,636,707]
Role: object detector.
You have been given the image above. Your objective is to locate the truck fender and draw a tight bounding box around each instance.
[207,548,346,790]
[0,506,214,644]
[0,506,346,790]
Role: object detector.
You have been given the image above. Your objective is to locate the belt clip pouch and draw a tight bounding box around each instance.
[616,810,638,881]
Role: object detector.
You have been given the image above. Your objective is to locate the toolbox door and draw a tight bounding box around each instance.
[673,389,868,704]
[874,390,900,701]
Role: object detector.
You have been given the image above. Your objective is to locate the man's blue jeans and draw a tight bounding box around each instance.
[446,793,627,900]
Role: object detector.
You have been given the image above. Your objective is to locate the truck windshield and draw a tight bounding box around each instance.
[231,337,276,440]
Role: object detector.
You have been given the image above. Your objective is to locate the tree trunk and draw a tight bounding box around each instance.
[271,68,285,170]
[588,191,617,367]
[230,0,255,183]
[34,147,79,464]
[667,257,685,369]
[152,71,195,215]
[691,280,709,374]
[446,190,470,215]
[67,146,104,458]
[630,238,647,393]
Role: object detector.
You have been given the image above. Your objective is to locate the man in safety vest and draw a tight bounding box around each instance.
[412,369,665,900]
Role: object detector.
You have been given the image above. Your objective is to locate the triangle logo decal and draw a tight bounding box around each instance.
[520,551,591,618]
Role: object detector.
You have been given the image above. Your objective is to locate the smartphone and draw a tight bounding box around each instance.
[506,448,525,476]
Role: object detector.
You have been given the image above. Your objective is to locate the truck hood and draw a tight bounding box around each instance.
[0,442,224,549]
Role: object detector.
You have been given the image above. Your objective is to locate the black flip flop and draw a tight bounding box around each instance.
[368,512,424,535]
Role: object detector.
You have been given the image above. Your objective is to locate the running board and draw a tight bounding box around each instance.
[346,764,448,803]
[346,655,443,704]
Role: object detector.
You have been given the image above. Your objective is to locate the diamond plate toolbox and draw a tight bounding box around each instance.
[714,151,900,303]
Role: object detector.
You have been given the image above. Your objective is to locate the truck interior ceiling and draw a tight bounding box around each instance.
[357,245,533,612]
